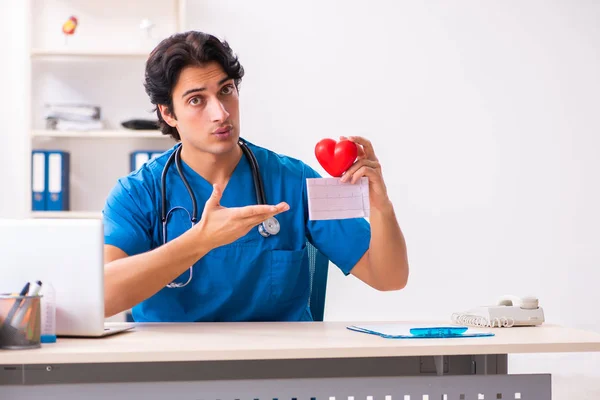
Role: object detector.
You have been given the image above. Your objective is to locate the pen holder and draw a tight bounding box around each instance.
[0,294,42,350]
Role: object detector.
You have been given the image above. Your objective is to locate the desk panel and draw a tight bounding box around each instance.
[0,374,552,400]
[1,322,599,365]
[0,355,507,385]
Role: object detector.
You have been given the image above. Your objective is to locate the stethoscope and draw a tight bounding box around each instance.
[160,138,280,288]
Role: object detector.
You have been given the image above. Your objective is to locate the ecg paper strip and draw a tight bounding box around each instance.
[306,177,370,220]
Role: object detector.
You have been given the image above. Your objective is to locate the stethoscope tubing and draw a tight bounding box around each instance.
[159,139,278,288]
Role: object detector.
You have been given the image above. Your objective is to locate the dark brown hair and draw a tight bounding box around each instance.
[144,31,245,141]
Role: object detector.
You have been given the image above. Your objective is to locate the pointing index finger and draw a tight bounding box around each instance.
[237,203,289,219]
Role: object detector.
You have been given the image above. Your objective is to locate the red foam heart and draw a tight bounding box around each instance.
[314,138,358,177]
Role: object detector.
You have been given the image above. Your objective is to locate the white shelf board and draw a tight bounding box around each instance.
[31,211,102,219]
[30,49,150,58]
[31,130,169,139]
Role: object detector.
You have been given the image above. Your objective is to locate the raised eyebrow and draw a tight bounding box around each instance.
[181,77,233,99]
[182,88,204,99]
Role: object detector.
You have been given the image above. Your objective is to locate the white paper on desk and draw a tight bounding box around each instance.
[306,177,370,220]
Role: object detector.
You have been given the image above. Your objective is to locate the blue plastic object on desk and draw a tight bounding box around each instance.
[40,334,56,343]
[346,324,494,339]
[410,326,468,337]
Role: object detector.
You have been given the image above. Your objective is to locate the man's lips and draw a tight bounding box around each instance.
[213,126,232,135]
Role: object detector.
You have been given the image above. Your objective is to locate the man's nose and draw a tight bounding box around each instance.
[207,98,230,123]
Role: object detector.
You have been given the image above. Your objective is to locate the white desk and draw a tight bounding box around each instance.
[2,321,600,399]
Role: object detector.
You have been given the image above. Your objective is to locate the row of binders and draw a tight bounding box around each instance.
[31,150,70,211]
[31,150,165,211]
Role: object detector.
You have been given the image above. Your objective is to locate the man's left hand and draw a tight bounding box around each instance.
[339,136,393,213]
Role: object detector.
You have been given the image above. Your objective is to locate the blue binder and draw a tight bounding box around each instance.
[31,150,47,211]
[130,151,151,172]
[149,151,163,160]
[130,150,165,172]
[46,150,70,211]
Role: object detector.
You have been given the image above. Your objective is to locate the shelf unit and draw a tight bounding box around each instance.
[31,211,101,219]
[30,49,151,58]
[32,130,168,139]
[29,0,184,219]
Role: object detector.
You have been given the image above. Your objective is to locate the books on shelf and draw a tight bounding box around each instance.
[44,104,100,121]
[46,119,105,131]
[31,147,167,215]
[45,103,105,131]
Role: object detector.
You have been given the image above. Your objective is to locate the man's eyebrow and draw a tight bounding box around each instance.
[181,76,233,99]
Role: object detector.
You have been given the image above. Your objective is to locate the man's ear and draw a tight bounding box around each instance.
[158,104,177,127]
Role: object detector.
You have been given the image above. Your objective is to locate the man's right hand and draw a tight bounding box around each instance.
[194,183,289,249]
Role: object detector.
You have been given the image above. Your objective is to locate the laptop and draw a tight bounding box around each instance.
[0,218,133,337]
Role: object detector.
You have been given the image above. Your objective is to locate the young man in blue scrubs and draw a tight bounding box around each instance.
[103,31,409,322]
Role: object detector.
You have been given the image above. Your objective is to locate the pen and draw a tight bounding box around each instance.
[11,281,43,328]
[1,282,30,330]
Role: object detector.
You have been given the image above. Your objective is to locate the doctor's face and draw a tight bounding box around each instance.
[163,62,240,156]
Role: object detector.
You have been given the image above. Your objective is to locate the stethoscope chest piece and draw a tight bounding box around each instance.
[259,217,280,237]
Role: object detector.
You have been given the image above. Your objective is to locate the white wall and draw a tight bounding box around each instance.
[186,0,600,396]
[1,0,599,396]
[0,0,31,218]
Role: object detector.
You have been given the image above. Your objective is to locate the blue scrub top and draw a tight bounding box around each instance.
[103,139,371,322]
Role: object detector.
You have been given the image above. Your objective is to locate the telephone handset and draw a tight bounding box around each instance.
[451,295,545,328]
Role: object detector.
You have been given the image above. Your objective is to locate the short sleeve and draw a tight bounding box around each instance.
[102,177,153,257]
[302,165,371,275]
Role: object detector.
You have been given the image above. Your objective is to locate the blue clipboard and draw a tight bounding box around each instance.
[346,324,494,339]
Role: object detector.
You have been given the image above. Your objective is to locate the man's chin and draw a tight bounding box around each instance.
[182,132,240,155]
[207,135,239,154]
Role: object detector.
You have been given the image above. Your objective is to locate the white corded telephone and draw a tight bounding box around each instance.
[451,295,545,328]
